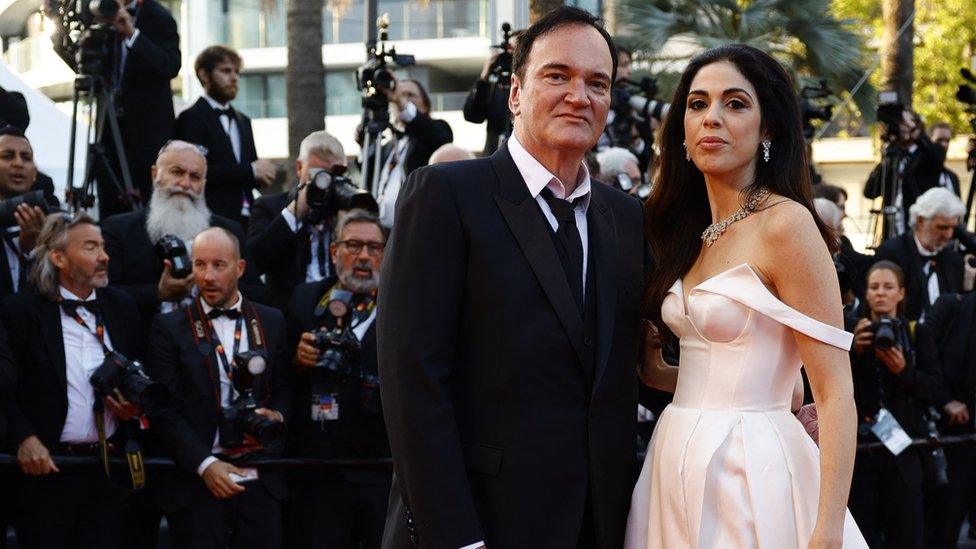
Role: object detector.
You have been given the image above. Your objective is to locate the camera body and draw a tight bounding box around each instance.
[356,14,416,114]
[608,77,668,149]
[154,234,191,279]
[800,80,834,140]
[89,351,169,409]
[870,316,902,351]
[876,90,908,143]
[218,350,285,449]
[0,190,49,228]
[50,0,122,80]
[489,22,514,84]
[303,165,378,225]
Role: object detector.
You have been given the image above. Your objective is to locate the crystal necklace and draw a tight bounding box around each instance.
[701,188,771,247]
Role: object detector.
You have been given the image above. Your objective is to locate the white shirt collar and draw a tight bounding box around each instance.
[59,286,97,302]
[507,133,591,210]
[913,233,939,257]
[203,95,231,111]
[200,291,243,314]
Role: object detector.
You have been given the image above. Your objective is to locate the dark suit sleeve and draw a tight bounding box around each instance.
[0,321,15,397]
[462,80,490,124]
[246,197,300,277]
[128,5,181,80]
[266,313,292,422]
[103,217,161,317]
[144,316,213,473]
[0,297,37,445]
[863,162,883,200]
[405,114,453,155]
[174,111,256,191]
[377,167,484,546]
[915,296,957,406]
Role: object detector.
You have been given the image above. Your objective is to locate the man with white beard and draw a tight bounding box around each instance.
[103,140,264,324]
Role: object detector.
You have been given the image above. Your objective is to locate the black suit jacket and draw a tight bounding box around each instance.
[246,192,332,309]
[462,79,510,156]
[864,135,948,233]
[102,208,267,321]
[377,143,647,548]
[0,322,15,446]
[175,97,259,227]
[359,112,453,189]
[916,293,976,436]
[144,298,291,512]
[285,279,390,483]
[0,287,143,450]
[874,231,964,321]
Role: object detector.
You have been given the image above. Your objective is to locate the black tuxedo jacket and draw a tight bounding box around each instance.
[916,292,976,436]
[0,287,143,450]
[377,142,648,548]
[145,298,292,512]
[175,97,259,227]
[246,192,332,309]
[102,208,267,321]
[874,231,964,321]
[359,112,453,189]
[285,279,390,483]
[863,135,948,233]
[0,322,15,446]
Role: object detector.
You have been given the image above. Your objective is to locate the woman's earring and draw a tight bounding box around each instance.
[761,139,771,163]
[683,140,690,161]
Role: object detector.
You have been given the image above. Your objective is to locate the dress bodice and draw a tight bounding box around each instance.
[662,263,853,413]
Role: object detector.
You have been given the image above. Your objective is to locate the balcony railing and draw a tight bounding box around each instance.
[237,90,469,119]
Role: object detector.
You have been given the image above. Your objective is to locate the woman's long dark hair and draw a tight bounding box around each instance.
[642,44,834,344]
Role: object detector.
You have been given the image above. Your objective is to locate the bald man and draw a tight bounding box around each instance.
[428,144,476,165]
[145,227,292,549]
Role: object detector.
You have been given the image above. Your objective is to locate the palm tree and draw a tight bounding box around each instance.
[530,0,564,23]
[881,0,914,106]
[285,0,328,180]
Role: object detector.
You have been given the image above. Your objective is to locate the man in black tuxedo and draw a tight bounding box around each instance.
[378,8,647,548]
[0,213,144,548]
[176,46,275,228]
[247,130,347,309]
[916,292,976,547]
[146,227,290,549]
[929,122,962,196]
[874,187,973,321]
[103,140,265,323]
[285,209,390,549]
[95,0,181,218]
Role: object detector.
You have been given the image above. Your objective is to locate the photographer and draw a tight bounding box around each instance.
[357,77,452,229]
[285,209,389,549]
[177,46,275,228]
[916,289,976,547]
[848,261,943,548]
[596,146,643,197]
[0,126,60,301]
[0,213,145,548]
[875,187,973,321]
[929,122,961,196]
[103,140,264,323]
[462,27,520,156]
[865,110,950,235]
[145,227,290,549]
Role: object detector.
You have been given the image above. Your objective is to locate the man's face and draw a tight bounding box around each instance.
[616,51,632,84]
[397,80,427,114]
[297,154,343,184]
[201,60,240,103]
[509,24,613,158]
[932,127,953,151]
[152,149,207,200]
[0,135,36,199]
[52,223,109,293]
[192,233,245,308]
[331,221,385,294]
[916,214,960,252]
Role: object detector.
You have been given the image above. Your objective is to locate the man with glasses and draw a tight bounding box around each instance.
[284,209,390,549]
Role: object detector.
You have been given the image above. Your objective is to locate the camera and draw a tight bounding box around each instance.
[958,68,976,134]
[356,13,416,115]
[876,90,907,142]
[870,316,901,351]
[925,406,949,485]
[154,234,191,279]
[312,288,362,378]
[49,0,121,79]
[799,80,834,140]
[303,164,378,225]
[0,190,49,228]
[489,22,515,84]
[218,350,285,449]
[608,77,670,150]
[89,351,169,410]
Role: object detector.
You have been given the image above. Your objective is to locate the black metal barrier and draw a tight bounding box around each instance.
[0,455,394,469]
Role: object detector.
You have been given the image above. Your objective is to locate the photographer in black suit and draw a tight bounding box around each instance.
[928,122,961,196]
[462,29,520,156]
[247,131,346,309]
[146,227,290,549]
[95,0,181,218]
[1,213,144,548]
[103,140,264,323]
[176,46,275,228]
[285,209,389,549]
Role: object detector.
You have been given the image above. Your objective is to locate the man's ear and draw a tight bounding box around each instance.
[509,74,522,118]
[196,68,210,90]
[49,250,66,270]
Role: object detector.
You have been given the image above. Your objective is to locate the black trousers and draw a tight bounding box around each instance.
[935,444,976,548]
[848,447,924,549]
[286,471,390,549]
[167,480,282,549]
[13,465,123,549]
[122,488,162,549]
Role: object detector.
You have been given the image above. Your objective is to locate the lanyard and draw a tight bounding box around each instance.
[62,306,112,355]
[204,314,244,378]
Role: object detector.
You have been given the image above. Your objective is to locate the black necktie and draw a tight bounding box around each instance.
[540,187,585,311]
[61,299,101,317]
[207,307,242,320]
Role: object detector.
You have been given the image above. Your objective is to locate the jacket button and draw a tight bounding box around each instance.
[583,336,593,347]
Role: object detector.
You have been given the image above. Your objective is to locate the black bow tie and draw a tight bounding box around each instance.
[214,107,234,119]
[61,299,101,317]
[207,307,241,320]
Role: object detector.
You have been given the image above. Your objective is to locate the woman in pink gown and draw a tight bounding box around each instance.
[626,45,867,548]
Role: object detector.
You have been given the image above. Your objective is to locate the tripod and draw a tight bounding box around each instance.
[360,100,392,197]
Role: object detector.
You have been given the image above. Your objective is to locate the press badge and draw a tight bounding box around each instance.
[871,408,912,455]
[311,393,339,421]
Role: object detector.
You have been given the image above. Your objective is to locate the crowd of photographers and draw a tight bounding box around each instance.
[0,6,975,546]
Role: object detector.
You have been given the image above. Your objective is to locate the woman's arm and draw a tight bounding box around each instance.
[638,323,679,393]
[760,202,856,548]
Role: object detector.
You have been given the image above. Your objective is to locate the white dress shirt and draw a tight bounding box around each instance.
[203,94,242,163]
[59,287,118,443]
[375,101,419,229]
[914,235,942,309]
[281,207,331,282]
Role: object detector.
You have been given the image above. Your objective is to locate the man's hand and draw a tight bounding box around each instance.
[254,408,284,423]
[288,181,311,220]
[17,435,59,476]
[293,332,320,371]
[853,318,874,355]
[157,259,194,301]
[104,389,142,421]
[14,203,46,253]
[202,460,248,499]
[252,159,276,189]
[875,346,906,375]
[943,400,971,426]
[106,1,136,37]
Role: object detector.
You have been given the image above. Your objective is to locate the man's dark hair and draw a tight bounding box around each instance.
[812,183,848,205]
[0,125,27,140]
[511,6,617,84]
[929,120,953,135]
[194,45,243,83]
[614,40,632,59]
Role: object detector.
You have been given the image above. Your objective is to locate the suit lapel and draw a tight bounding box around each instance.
[37,294,67,390]
[99,293,125,357]
[490,144,587,367]
[197,98,237,164]
[0,244,14,297]
[588,188,618,394]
